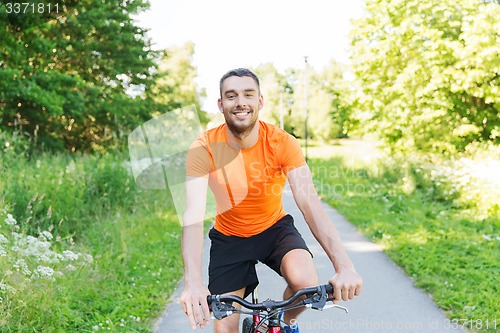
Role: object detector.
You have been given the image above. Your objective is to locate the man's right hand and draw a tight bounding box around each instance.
[180,283,211,330]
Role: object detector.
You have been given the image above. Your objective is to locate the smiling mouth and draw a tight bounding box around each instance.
[232,110,252,119]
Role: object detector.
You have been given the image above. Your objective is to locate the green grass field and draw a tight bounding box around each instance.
[1,140,498,332]
[307,140,499,333]
[0,152,183,332]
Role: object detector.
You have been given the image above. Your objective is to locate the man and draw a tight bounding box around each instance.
[180,68,362,333]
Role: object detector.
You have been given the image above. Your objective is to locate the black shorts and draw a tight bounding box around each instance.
[208,214,312,298]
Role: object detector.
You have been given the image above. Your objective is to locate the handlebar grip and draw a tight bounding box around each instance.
[324,283,334,294]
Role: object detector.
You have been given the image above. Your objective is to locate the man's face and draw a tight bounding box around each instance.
[218,76,263,135]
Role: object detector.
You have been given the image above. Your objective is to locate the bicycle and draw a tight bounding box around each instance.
[208,284,348,333]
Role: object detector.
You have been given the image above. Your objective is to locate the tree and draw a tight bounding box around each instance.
[349,0,500,154]
[0,0,159,152]
[315,60,355,139]
[252,63,289,128]
[288,61,354,142]
[152,42,208,124]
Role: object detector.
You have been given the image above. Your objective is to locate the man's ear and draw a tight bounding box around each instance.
[217,98,223,113]
[259,94,264,110]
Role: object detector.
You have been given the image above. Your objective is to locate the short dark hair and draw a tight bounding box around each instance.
[219,68,260,97]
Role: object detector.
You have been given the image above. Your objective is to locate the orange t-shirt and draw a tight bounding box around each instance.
[186,121,306,237]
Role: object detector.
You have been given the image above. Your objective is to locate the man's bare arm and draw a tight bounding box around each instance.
[180,176,211,329]
[287,165,362,302]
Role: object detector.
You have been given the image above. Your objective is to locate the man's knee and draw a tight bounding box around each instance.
[281,249,318,291]
[214,315,240,333]
[213,287,245,333]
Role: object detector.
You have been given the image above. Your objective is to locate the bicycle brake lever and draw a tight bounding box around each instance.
[323,303,349,313]
[210,297,237,320]
[307,284,328,310]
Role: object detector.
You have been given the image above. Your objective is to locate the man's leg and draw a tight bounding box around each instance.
[213,287,246,333]
[280,248,319,325]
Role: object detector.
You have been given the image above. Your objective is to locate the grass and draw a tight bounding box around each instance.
[308,140,499,333]
[1,136,498,332]
[0,149,183,332]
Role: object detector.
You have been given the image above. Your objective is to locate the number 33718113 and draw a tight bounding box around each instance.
[5,2,60,14]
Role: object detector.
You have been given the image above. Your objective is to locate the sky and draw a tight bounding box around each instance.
[134,0,366,113]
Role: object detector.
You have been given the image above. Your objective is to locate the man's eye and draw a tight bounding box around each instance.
[246,94,254,97]
[227,95,235,99]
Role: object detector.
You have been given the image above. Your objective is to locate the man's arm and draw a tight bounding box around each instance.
[287,165,362,302]
[179,176,211,329]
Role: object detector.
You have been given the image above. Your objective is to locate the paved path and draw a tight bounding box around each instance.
[154,185,464,332]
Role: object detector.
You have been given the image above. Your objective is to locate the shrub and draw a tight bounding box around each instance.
[0,208,94,329]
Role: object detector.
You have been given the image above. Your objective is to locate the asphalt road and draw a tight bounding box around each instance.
[154,185,465,333]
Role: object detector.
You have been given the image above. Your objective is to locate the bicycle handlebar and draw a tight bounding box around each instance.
[207,284,334,319]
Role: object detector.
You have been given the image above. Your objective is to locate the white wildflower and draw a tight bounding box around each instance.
[62,250,79,261]
[39,252,61,264]
[66,264,76,271]
[83,253,94,263]
[39,231,53,241]
[0,283,14,292]
[92,325,99,331]
[14,259,31,276]
[65,160,76,174]
[32,265,55,280]
[0,233,8,243]
[4,214,17,226]
[0,247,6,257]
[11,232,22,241]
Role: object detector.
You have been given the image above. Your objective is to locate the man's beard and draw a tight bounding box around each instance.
[225,109,258,138]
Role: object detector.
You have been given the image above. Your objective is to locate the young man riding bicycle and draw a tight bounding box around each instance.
[180,68,362,333]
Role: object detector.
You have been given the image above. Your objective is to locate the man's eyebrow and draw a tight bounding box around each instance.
[223,89,257,95]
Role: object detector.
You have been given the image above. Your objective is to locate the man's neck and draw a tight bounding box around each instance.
[226,121,260,149]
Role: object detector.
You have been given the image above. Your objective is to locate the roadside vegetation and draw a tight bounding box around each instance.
[0,138,182,332]
[308,141,499,333]
[1,0,499,332]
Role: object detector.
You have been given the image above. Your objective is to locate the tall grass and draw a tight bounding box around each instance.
[308,141,499,333]
[0,135,183,332]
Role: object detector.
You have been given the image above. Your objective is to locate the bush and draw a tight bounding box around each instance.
[0,148,183,332]
[1,150,137,238]
[406,143,500,219]
[0,208,94,330]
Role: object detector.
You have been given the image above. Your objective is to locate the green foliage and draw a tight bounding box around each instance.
[311,61,355,140]
[152,42,209,124]
[253,63,289,127]
[252,61,355,141]
[309,142,499,332]
[1,148,134,238]
[0,208,95,331]
[0,149,183,332]
[349,0,500,154]
[0,0,161,152]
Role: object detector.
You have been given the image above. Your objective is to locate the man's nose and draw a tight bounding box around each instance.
[235,95,247,107]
